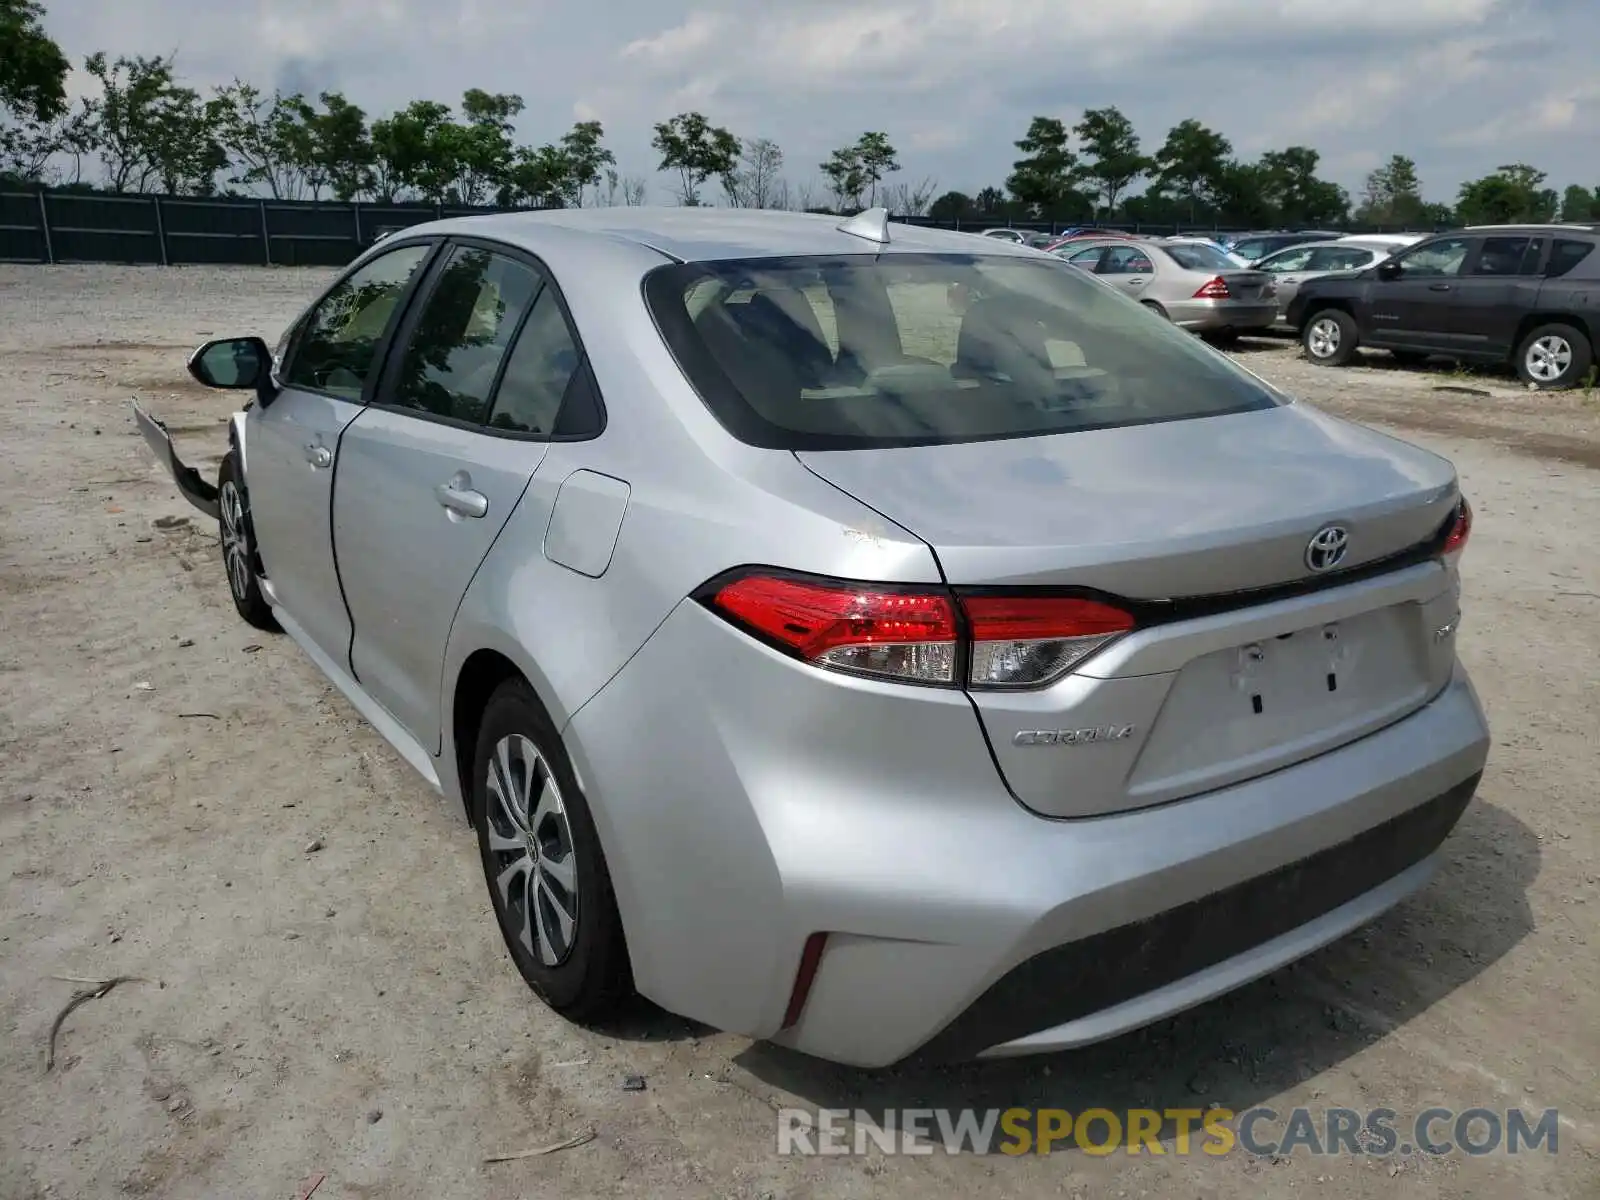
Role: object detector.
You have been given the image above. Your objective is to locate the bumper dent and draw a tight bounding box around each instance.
[131,398,220,520]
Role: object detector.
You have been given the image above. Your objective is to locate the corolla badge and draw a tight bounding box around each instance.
[1013,725,1135,747]
[1304,525,1350,573]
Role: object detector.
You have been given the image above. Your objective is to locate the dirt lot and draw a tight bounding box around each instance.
[1,264,1596,1200]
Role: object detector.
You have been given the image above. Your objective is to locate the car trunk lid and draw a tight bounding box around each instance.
[796,404,1463,817]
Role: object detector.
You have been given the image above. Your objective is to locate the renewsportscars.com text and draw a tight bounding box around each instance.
[776,1106,1561,1157]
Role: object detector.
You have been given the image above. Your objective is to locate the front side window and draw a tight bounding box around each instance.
[387,246,542,424]
[1393,237,1471,278]
[1102,245,1156,274]
[285,243,431,400]
[1260,246,1318,272]
[644,253,1282,450]
[1310,247,1375,271]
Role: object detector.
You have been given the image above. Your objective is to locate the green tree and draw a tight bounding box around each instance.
[0,0,69,122]
[928,190,975,222]
[974,185,1007,215]
[214,82,315,198]
[370,99,457,202]
[853,131,899,208]
[820,144,865,211]
[1355,154,1426,226]
[82,52,226,194]
[1006,116,1080,218]
[310,92,374,201]
[651,111,737,205]
[558,119,614,206]
[449,89,523,205]
[1257,146,1349,226]
[1456,164,1559,225]
[724,136,784,208]
[1560,183,1598,222]
[1151,118,1232,221]
[1074,106,1148,217]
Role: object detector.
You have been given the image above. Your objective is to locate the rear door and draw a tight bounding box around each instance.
[333,240,589,750]
[1447,234,1545,357]
[1256,244,1320,317]
[1365,235,1473,350]
[247,240,436,660]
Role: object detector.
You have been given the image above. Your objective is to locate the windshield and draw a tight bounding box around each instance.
[643,253,1282,450]
[1165,243,1238,272]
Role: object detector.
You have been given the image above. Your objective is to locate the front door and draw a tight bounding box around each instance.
[1365,235,1473,351]
[247,241,435,660]
[335,242,586,750]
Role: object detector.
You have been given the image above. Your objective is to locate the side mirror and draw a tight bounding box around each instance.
[1376,260,1403,281]
[188,337,269,389]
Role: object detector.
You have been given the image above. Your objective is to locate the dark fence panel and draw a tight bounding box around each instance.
[0,186,1440,267]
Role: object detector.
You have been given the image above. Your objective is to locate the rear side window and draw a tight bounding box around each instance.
[1470,236,1541,276]
[1547,239,1595,278]
[487,289,584,435]
[387,246,541,424]
[285,243,431,400]
[1261,246,1317,272]
[1310,247,1373,271]
[643,253,1281,450]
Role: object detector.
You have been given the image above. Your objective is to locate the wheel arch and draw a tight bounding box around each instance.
[450,647,539,827]
[1511,312,1594,357]
[1296,297,1353,335]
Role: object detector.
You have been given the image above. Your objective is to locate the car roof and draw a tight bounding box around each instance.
[419,207,1046,263]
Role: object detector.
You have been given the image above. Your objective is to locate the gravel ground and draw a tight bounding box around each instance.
[1,265,1596,1199]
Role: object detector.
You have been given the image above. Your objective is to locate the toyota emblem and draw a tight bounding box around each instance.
[1305,525,1350,573]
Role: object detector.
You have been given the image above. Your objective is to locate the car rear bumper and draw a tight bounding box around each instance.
[565,601,1490,1068]
[1169,300,1279,331]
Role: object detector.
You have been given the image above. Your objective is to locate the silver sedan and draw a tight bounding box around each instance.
[1253,239,1401,326]
[1058,238,1278,337]
[133,206,1488,1068]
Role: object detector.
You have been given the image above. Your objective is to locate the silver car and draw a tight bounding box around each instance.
[1058,238,1279,337]
[133,206,1488,1068]
[1254,239,1401,327]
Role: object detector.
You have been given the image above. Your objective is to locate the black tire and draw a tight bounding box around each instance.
[216,451,279,631]
[1140,300,1169,320]
[1390,349,1430,367]
[472,678,631,1019]
[1515,322,1593,390]
[1302,308,1358,367]
[1204,329,1242,347]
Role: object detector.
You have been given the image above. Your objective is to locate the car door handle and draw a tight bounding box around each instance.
[304,443,332,468]
[435,478,488,519]
[1429,283,1452,292]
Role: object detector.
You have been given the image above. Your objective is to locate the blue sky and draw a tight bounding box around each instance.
[42,0,1600,203]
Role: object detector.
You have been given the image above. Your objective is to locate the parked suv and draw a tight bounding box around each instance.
[1290,225,1600,388]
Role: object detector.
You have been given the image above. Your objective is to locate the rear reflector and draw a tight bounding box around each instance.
[1442,496,1472,563]
[1193,276,1231,299]
[701,569,1135,689]
[782,932,830,1029]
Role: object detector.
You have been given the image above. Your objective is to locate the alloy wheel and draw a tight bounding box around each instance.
[483,734,580,966]
[219,480,252,602]
[1525,335,1572,384]
[1307,318,1342,359]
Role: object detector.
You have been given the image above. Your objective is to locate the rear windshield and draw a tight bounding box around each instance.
[1166,243,1237,271]
[643,253,1282,450]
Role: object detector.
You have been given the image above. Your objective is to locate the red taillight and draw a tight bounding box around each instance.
[1443,496,1472,562]
[961,594,1136,688]
[702,570,1135,689]
[707,572,959,685]
[1193,276,1231,299]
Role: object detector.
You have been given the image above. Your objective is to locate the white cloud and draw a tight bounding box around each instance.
[33,0,1600,200]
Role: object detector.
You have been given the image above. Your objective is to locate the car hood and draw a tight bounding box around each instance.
[795,403,1459,598]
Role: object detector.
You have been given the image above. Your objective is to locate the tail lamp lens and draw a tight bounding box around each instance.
[962,595,1137,688]
[1193,276,1231,299]
[708,573,959,685]
[703,571,1134,690]
[1442,496,1472,562]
